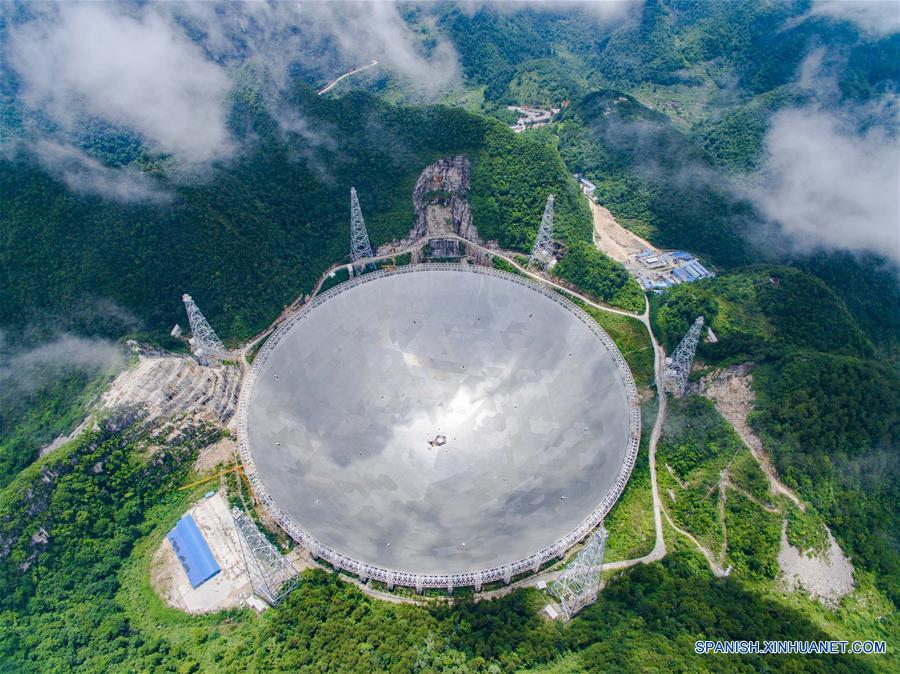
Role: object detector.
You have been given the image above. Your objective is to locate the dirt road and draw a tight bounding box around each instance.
[317,60,378,95]
[701,367,804,509]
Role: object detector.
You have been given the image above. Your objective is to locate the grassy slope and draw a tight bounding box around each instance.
[603,400,657,562]
[577,301,653,389]
[656,396,838,584]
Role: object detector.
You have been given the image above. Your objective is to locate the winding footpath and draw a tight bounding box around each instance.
[606,301,667,571]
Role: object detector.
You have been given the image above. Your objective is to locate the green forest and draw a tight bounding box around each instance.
[0,368,110,489]
[470,122,592,251]
[553,241,644,312]
[0,413,879,673]
[1,84,610,347]
[2,89,477,344]
[0,0,898,671]
[754,355,900,605]
[651,267,899,604]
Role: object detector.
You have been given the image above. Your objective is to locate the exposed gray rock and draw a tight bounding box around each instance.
[778,520,854,607]
[411,155,479,244]
[101,356,241,424]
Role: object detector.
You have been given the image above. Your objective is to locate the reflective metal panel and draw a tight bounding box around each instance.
[243,265,637,579]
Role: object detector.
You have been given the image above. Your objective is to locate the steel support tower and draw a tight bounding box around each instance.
[350,187,374,263]
[182,294,226,364]
[550,526,608,619]
[664,315,705,397]
[231,507,299,606]
[529,194,556,267]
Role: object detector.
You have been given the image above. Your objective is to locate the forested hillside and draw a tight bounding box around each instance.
[0,2,897,672]
[442,1,900,314]
[651,266,899,603]
[754,355,900,605]
[442,1,899,141]
[553,91,757,267]
[652,266,874,360]
[1,88,477,344]
[0,412,877,672]
[553,241,644,312]
[1,86,599,345]
[0,368,111,488]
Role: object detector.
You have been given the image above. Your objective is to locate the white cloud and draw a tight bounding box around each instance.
[747,105,900,261]
[32,139,171,204]
[7,3,234,165]
[309,2,460,95]
[166,1,461,97]
[4,1,464,202]
[809,0,900,37]
[0,330,124,395]
[457,0,642,22]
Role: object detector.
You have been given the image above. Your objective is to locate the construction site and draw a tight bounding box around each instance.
[584,186,715,291]
[507,105,561,132]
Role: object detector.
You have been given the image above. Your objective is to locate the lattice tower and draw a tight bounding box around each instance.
[231,507,299,606]
[550,526,608,619]
[529,194,555,266]
[350,187,374,262]
[663,315,705,397]
[181,294,226,363]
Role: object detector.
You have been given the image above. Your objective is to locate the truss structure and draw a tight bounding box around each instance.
[349,187,374,263]
[664,315,705,397]
[529,195,556,266]
[550,526,608,619]
[182,294,226,364]
[231,507,299,605]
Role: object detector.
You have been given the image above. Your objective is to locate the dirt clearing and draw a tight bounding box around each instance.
[103,355,241,424]
[590,199,657,270]
[194,436,238,474]
[151,492,252,613]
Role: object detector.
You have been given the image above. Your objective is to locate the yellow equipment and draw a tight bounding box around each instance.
[178,464,245,491]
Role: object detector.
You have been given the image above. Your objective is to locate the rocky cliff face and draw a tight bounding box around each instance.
[411,155,480,243]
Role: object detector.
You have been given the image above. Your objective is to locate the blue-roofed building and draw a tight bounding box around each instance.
[629,245,714,290]
[690,262,712,278]
[167,514,221,588]
[682,265,700,281]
